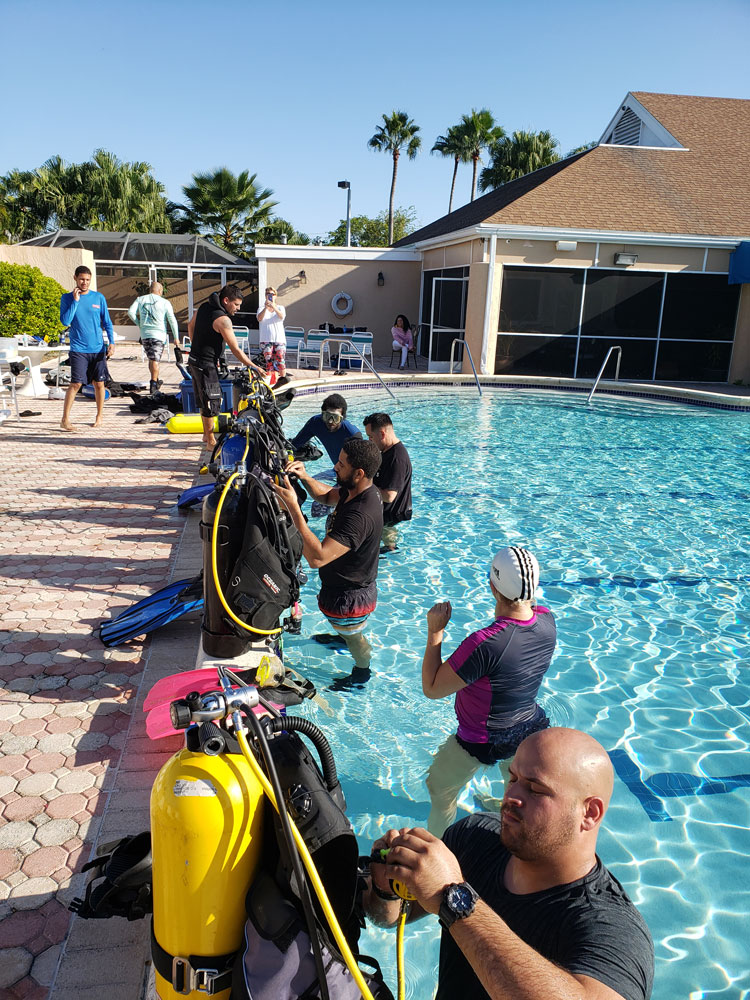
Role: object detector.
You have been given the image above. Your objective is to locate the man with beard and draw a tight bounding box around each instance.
[273,437,383,686]
[365,728,654,1000]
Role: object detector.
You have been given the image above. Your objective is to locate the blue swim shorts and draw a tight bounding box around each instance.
[70,349,108,385]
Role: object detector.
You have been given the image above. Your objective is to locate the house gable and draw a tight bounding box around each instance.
[599,92,684,149]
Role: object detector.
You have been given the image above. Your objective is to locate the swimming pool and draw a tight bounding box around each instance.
[283,387,750,999]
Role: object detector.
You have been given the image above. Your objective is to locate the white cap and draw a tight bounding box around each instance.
[490,547,539,601]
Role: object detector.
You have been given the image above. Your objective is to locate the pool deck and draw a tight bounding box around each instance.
[1,351,749,998]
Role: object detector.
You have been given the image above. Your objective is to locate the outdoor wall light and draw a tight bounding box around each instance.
[377,272,385,286]
[614,252,638,266]
[299,270,307,284]
[555,240,577,252]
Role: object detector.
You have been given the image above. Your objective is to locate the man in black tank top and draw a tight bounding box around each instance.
[186,284,264,447]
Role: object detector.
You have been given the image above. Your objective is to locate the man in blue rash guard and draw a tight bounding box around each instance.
[59,266,115,431]
[290,393,361,465]
[290,393,362,517]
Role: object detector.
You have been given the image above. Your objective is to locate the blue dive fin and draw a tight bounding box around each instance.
[96,574,203,647]
[177,483,214,509]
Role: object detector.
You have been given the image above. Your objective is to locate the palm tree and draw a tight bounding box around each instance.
[0,169,48,242]
[176,168,277,256]
[255,218,311,245]
[456,109,505,202]
[81,150,171,232]
[368,111,421,244]
[479,130,560,192]
[431,125,473,213]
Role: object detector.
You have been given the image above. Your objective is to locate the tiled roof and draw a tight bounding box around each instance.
[396,93,750,245]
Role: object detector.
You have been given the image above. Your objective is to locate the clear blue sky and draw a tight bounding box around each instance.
[1,0,748,241]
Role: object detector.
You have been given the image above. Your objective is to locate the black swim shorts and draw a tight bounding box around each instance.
[188,362,222,417]
[457,705,550,765]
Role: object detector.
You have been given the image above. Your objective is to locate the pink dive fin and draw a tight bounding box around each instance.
[144,667,251,711]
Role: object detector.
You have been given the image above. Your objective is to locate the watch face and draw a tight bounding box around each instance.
[447,883,475,915]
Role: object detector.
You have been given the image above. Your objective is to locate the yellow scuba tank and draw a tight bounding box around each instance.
[166,413,233,434]
[150,742,265,999]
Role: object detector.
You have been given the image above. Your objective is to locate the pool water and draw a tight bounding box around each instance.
[282,387,750,1000]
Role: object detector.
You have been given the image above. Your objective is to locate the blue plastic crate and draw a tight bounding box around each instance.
[180,378,234,414]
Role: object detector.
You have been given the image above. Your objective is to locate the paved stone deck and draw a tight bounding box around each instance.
[0,354,204,999]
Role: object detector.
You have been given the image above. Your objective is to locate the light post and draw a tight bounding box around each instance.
[337,180,351,247]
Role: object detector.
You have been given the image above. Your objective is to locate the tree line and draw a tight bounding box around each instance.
[0,113,593,252]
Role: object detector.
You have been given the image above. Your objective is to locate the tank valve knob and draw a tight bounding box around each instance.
[170,699,194,730]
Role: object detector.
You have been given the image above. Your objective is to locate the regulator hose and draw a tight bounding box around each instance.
[241,707,331,1000]
[265,715,339,792]
[235,713,376,1000]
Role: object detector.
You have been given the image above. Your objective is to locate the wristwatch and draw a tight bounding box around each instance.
[438,881,478,930]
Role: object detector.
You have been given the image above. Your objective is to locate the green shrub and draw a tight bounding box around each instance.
[0,262,66,343]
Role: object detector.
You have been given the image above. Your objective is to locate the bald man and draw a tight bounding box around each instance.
[128,281,179,393]
[365,728,654,1000]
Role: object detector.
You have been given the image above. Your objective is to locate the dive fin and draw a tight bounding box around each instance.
[176,482,214,509]
[96,574,203,647]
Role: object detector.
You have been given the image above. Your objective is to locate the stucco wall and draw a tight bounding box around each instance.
[0,246,96,289]
[728,284,750,383]
[264,257,421,354]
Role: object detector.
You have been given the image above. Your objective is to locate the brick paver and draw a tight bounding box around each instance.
[0,355,202,997]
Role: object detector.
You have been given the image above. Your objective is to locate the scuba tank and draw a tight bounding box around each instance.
[150,713,265,1000]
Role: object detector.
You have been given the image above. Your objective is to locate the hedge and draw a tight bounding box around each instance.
[0,262,66,343]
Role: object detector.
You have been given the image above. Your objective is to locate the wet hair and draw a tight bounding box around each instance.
[341,437,381,479]
[394,314,411,332]
[363,412,392,430]
[219,283,244,304]
[74,266,92,278]
[322,393,347,417]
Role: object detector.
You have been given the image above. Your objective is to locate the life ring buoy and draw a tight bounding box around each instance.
[331,291,353,317]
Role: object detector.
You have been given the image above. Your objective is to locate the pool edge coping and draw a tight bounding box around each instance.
[283,373,750,412]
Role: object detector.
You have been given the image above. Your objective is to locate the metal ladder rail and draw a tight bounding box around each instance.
[316,339,397,400]
[586,346,622,405]
[449,339,483,397]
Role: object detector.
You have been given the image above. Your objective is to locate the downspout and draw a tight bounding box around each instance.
[480,234,497,375]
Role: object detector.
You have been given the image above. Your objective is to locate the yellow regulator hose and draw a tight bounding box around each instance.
[210,428,282,637]
[236,727,376,1000]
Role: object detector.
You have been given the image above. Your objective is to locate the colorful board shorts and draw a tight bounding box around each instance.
[318,583,377,636]
[70,349,108,385]
[187,362,222,417]
[261,342,286,370]
[141,337,165,362]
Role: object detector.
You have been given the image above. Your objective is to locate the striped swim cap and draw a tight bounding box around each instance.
[490,547,539,601]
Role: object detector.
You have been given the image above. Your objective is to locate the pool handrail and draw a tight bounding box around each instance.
[449,339,482,396]
[315,338,397,400]
[586,346,622,405]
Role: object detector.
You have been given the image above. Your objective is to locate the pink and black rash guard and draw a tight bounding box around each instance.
[448,608,556,743]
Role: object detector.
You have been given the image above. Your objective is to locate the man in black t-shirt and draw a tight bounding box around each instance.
[364,412,412,553]
[273,437,383,685]
[364,728,654,1000]
[186,284,263,447]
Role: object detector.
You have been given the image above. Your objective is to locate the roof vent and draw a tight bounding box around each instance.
[610,107,642,146]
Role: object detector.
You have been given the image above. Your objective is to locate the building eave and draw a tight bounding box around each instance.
[253,244,421,262]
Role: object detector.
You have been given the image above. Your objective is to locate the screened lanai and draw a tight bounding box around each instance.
[20,230,259,332]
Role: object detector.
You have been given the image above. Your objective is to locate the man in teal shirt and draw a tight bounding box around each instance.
[128,281,179,393]
[59,265,114,431]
